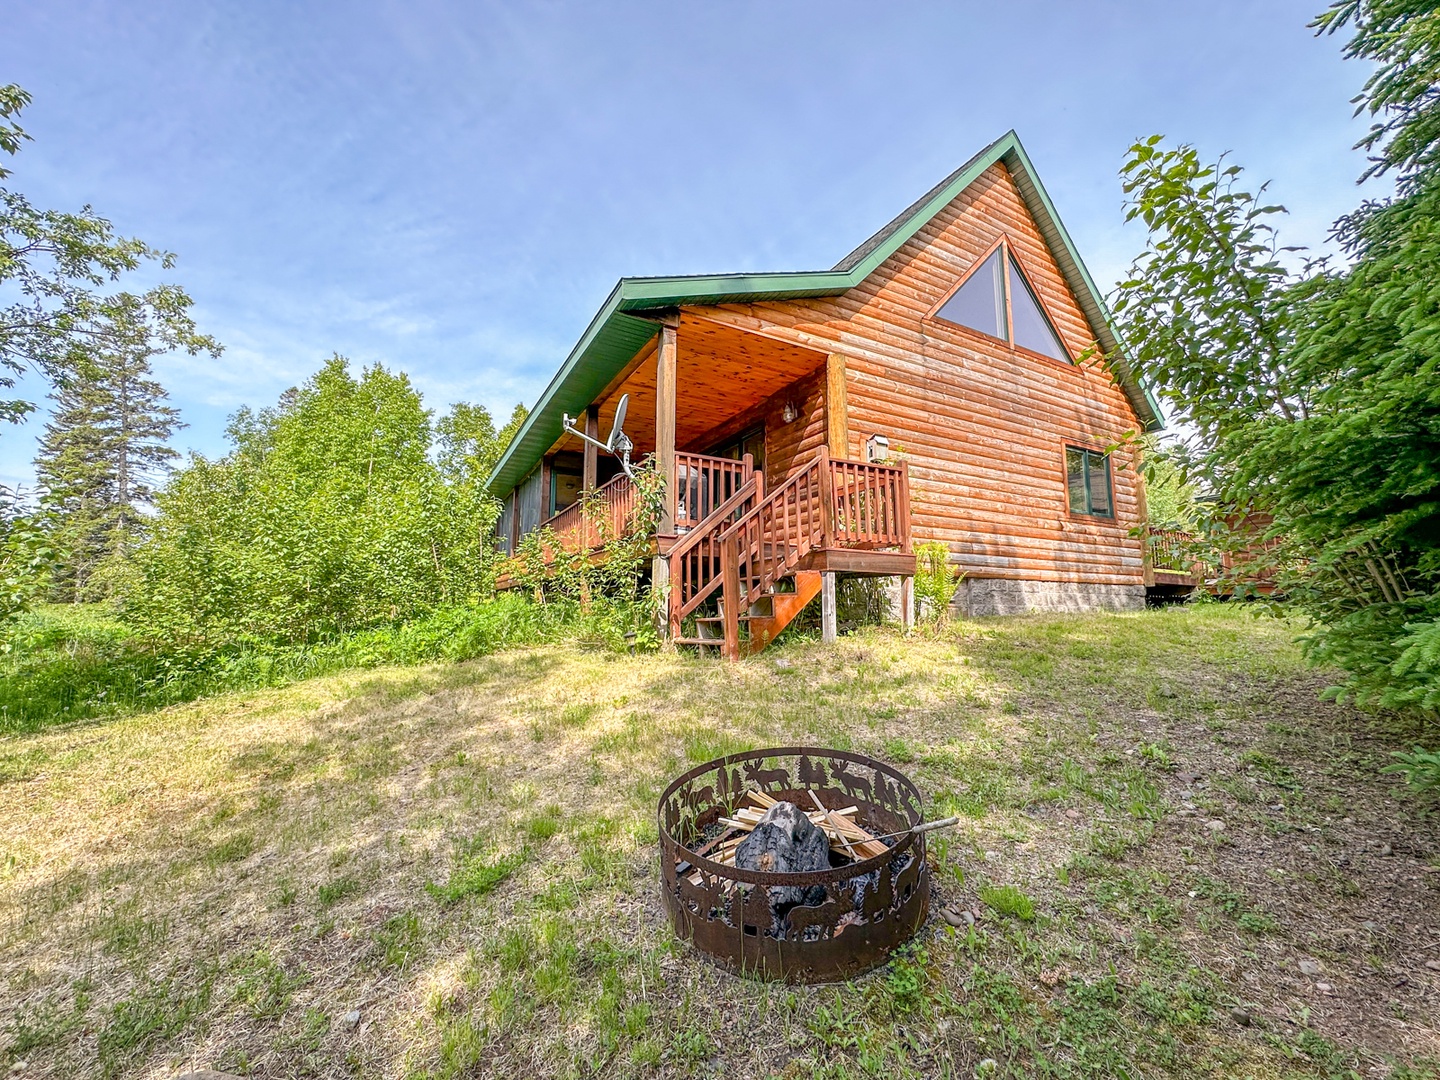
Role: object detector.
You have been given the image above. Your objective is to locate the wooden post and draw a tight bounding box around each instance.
[826,353,849,459]
[1134,445,1155,588]
[722,533,742,661]
[655,322,678,535]
[582,404,600,492]
[817,444,834,551]
[821,571,838,644]
[652,321,679,638]
[900,575,915,632]
[897,462,912,553]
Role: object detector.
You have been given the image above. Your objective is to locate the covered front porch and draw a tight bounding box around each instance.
[496,312,915,655]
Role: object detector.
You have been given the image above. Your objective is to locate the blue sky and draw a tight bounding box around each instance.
[2,0,1384,488]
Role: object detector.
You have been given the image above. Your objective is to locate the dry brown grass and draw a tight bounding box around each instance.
[1,605,1437,1079]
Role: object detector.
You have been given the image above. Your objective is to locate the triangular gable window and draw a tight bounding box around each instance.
[1007,257,1067,361]
[935,248,1006,341]
[932,241,1071,362]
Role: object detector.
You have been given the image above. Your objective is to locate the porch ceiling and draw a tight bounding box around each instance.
[548,316,828,458]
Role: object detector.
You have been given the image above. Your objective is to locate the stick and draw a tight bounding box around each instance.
[862,816,961,844]
[808,790,858,859]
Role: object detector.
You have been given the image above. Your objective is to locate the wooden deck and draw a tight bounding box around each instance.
[1145,523,1281,597]
[500,448,912,656]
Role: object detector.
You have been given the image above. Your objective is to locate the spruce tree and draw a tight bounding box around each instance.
[35,342,183,601]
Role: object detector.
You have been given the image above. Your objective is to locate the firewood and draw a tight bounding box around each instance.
[808,790,858,859]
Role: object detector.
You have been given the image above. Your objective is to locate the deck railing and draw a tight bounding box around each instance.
[722,452,829,613]
[828,456,910,550]
[1147,527,1197,574]
[541,471,638,557]
[719,447,911,609]
[673,452,752,532]
[666,474,763,636]
[540,450,910,630]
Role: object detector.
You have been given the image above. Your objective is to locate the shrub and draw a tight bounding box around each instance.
[1382,747,1440,794]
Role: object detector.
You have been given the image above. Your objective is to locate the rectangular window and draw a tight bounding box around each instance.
[1065,447,1113,517]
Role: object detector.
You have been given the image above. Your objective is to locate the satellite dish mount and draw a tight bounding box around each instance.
[562,394,636,480]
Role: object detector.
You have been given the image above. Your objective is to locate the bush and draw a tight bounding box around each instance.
[119,357,508,645]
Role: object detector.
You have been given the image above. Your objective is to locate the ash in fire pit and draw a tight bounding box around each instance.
[658,747,931,984]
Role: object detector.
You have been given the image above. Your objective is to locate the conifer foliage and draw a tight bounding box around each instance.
[1,82,217,631]
[34,342,183,601]
[1112,1,1440,721]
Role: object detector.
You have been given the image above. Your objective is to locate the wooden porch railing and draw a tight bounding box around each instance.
[710,447,910,654]
[722,455,827,618]
[828,456,911,550]
[674,452,752,532]
[539,451,752,570]
[1148,527,1197,574]
[540,471,638,557]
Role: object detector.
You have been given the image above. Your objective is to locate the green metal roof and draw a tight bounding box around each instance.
[487,131,1163,495]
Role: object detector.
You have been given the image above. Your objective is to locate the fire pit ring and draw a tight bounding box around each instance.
[658,746,930,983]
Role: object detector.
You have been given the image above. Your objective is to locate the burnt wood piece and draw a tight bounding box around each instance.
[735,802,830,913]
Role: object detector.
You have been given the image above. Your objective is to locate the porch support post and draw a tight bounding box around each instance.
[582,404,600,491]
[655,321,678,533]
[826,352,849,459]
[821,571,838,644]
[652,319,679,638]
[900,575,915,632]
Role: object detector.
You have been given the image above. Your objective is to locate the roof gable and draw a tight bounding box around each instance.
[487,131,1161,494]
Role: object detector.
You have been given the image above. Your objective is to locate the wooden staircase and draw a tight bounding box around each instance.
[681,571,825,657]
[667,446,910,659]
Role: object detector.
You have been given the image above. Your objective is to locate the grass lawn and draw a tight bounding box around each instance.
[1,605,1438,1079]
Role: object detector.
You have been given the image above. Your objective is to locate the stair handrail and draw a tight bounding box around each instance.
[667,475,762,565]
[666,473,763,632]
[718,447,829,612]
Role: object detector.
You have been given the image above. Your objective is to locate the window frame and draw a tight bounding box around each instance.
[925,235,1073,366]
[1063,444,1115,520]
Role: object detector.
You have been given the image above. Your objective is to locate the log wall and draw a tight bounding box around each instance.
[686,163,1145,587]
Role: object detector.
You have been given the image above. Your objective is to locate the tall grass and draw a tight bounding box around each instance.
[0,594,584,735]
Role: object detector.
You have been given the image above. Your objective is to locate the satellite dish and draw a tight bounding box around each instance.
[561,393,636,479]
[608,394,628,450]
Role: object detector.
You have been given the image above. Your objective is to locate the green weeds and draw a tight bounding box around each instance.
[979,883,1035,921]
[96,973,214,1077]
[425,844,526,905]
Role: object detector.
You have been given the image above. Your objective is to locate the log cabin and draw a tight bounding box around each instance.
[487,131,1163,656]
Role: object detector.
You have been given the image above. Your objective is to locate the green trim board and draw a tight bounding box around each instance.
[487,131,1162,495]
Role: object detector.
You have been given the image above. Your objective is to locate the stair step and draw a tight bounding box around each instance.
[674,637,725,648]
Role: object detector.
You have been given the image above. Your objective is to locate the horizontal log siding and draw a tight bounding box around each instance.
[763,373,826,489]
[686,163,1144,587]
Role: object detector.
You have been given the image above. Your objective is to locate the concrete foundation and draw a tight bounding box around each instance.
[954,578,1145,617]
